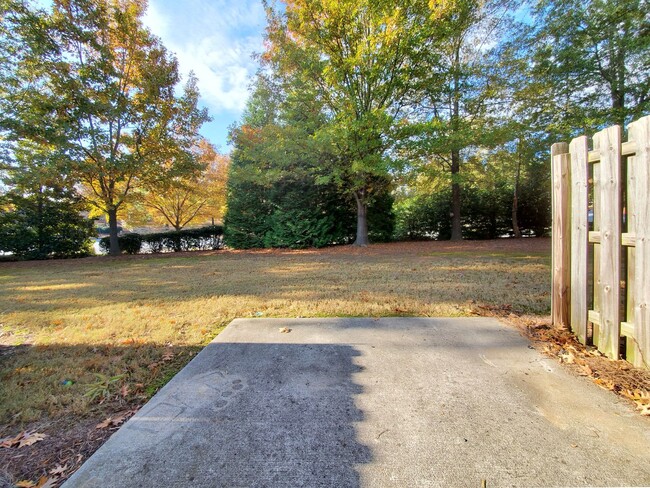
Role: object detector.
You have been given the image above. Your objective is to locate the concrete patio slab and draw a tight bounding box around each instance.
[64,318,650,487]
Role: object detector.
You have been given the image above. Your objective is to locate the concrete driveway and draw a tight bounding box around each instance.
[64,318,650,487]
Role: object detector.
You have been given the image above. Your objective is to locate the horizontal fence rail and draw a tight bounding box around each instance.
[551,115,650,369]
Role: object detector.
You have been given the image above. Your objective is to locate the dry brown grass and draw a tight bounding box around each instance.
[0,239,552,425]
[0,238,552,484]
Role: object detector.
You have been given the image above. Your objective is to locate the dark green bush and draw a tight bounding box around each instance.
[99,226,224,254]
[0,189,95,260]
[99,233,142,254]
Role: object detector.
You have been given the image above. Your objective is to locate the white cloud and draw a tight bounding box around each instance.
[143,0,265,113]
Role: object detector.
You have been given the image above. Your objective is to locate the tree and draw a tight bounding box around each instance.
[264,0,439,245]
[129,139,229,231]
[0,0,209,255]
[225,75,353,249]
[403,0,510,241]
[524,0,649,132]
[0,141,95,259]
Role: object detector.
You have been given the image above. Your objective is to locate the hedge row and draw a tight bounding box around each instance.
[99,225,224,254]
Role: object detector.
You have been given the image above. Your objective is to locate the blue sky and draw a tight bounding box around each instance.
[143,0,267,151]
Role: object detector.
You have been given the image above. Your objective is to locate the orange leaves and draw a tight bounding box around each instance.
[95,408,139,430]
[621,389,650,416]
[0,431,46,449]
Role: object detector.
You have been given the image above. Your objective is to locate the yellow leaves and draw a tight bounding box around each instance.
[428,0,458,19]
[621,389,650,416]
[0,431,46,449]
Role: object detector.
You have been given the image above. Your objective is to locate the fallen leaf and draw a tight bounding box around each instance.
[49,464,68,476]
[36,476,57,488]
[95,418,112,429]
[162,350,174,362]
[110,413,128,427]
[0,431,24,448]
[15,481,35,488]
[18,432,46,448]
[279,327,291,333]
[594,378,615,391]
[120,384,129,398]
[95,414,128,430]
[577,364,593,376]
[559,351,576,364]
[623,389,650,402]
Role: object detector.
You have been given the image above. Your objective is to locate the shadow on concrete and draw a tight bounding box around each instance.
[65,342,372,488]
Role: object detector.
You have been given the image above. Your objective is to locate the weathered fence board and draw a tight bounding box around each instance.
[592,126,621,360]
[570,136,589,344]
[628,117,650,368]
[551,143,570,328]
[552,116,649,368]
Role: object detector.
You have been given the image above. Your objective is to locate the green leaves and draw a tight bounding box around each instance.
[1,0,209,255]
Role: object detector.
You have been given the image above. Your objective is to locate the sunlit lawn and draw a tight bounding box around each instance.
[0,239,551,427]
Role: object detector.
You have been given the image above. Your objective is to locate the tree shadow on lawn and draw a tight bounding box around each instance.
[2,342,373,487]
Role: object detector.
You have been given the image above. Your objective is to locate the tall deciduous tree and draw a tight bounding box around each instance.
[264,0,439,245]
[407,0,509,241]
[0,0,209,255]
[523,0,649,132]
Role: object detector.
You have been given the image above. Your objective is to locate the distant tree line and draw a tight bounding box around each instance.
[225,0,649,248]
[2,0,648,257]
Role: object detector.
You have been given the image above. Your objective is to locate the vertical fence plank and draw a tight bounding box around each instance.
[626,152,637,364]
[628,116,650,368]
[592,161,601,346]
[593,126,621,360]
[552,143,570,328]
[570,136,589,343]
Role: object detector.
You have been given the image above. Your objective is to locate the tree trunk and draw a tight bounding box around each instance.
[512,140,522,239]
[354,190,369,246]
[450,149,462,241]
[449,43,462,242]
[36,185,45,257]
[107,207,121,256]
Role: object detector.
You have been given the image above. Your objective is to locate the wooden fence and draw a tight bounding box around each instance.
[551,115,649,369]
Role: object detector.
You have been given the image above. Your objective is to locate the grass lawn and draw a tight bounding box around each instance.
[0,239,552,483]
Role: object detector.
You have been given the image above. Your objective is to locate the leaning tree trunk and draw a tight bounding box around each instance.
[450,149,462,241]
[107,207,121,256]
[354,190,369,247]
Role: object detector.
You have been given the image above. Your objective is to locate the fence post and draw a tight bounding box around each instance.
[570,136,589,343]
[551,142,571,328]
[628,116,650,368]
[592,126,621,360]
